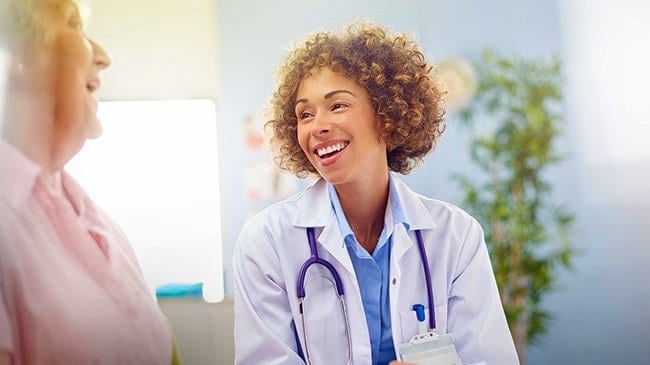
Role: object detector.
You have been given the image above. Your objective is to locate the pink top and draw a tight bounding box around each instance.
[0,140,172,364]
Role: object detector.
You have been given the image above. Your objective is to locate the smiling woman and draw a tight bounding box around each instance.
[234,22,519,365]
[1,0,110,172]
[0,1,174,364]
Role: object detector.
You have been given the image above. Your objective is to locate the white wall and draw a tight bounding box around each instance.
[85,0,219,101]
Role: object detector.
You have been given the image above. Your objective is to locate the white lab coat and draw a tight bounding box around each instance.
[234,174,519,365]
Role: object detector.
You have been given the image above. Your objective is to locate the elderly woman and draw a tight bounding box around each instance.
[0,1,173,364]
[233,23,519,364]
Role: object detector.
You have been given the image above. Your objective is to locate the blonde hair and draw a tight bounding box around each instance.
[0,0,85,52]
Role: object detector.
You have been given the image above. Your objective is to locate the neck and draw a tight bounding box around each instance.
[42,170,64,193]
[335,172,390,254]
[2,87,60,173]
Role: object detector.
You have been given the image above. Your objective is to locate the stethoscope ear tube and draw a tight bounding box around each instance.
[339,296,354,365]
[297,228,345,298]
[298,299,313,364]
[299,296,353,365]
[290,318,305,360]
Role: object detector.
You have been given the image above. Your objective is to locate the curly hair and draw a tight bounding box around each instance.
[266,22,446,177]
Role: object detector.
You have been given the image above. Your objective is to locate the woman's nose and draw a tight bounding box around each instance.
[90,39,111,70]
[311,115,331,136]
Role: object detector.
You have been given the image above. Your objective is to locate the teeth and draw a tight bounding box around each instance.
[316,142,347,157]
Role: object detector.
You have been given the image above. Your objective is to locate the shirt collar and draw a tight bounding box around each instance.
[0,139,42,208]
[327,173,411,253]
[328,183,355,244]
[0,138,92,218]
[61,169,91,217]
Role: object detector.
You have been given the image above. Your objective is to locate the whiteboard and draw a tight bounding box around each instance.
[67,99,224,302]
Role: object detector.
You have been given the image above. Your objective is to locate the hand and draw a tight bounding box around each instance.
[389,361,415,365]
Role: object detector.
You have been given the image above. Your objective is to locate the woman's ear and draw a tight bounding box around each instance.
[5,44,53,91]
[14,60,25,76]
[5,51,27,81]
[3,51,43,98]
[6,39,47,79]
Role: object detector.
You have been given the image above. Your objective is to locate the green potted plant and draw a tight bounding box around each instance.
[453,50,576,363]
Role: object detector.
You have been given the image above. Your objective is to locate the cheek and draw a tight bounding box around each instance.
[296,125,311,157]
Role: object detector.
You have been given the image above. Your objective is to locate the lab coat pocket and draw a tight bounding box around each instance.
[399,304,448,342]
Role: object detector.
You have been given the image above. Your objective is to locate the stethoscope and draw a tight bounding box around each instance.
[296,227,436,364]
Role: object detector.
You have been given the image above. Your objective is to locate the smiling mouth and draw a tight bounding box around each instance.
[86,80,100,93]
[314,141,349,159]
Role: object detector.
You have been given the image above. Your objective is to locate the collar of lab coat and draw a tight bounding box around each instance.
[292,172,439,268]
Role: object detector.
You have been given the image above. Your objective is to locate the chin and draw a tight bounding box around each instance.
[88,129,102,139]
[87,119,103,139]
[70,140,86,159]
[319,170,354,186]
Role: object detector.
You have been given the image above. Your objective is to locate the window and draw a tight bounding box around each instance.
[67,99,224,302]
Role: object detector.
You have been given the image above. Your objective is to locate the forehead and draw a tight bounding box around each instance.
[296,67,366,99]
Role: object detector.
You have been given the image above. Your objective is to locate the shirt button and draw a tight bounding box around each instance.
[392,278,397,285]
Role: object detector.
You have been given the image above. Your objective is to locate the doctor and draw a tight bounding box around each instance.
[234,22,518,365]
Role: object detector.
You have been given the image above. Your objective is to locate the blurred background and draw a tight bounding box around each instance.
[28,0,649,363]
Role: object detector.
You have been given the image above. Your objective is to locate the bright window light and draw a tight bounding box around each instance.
[67,99,224,303]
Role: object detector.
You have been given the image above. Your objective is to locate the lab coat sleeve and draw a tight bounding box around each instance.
[233,220,304,365]
[447,217,519,365]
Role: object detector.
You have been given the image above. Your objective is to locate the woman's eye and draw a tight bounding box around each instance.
[298,112,312,121]
[331,102,347,110]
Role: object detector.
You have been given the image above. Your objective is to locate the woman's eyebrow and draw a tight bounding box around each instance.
[294,90,357,107]
[295,89,356,107]
[324,90,356,99]
[295,98,308,107]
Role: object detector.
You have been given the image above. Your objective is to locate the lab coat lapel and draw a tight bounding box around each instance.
[390,174,438,263]
[316,216,356,277]
[392,224,415,265]
[292,179,356,277]
[392,174,438,231]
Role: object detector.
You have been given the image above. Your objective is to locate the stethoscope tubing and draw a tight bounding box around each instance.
[297,228,345,298]
[296,227,436,362]
[415,229,436,330]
